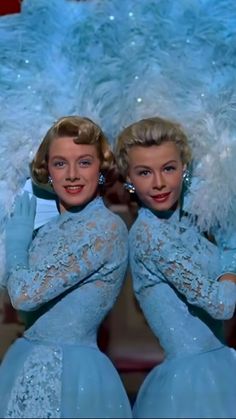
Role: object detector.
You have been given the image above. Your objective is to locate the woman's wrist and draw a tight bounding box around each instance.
[218,273,236,283]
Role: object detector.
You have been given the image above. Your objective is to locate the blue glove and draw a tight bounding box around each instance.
[5,191,36,272]
[214,228,236,277]
[219,250,236,280]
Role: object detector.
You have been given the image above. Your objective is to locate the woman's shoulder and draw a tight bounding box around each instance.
[129,210,159,253]
[83,198,129,237]
[129,207,186,251]
[130,207,161,235]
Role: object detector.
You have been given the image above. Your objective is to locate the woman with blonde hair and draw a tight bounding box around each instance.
[0,115,132,418]
[116,115,236,418]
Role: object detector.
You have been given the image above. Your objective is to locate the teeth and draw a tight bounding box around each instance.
[66,186,82,189]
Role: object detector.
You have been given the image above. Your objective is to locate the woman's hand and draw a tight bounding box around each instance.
[5,191,36,272]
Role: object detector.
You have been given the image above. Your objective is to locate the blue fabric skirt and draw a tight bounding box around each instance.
[133,346,236,418]
[0,337,132,418]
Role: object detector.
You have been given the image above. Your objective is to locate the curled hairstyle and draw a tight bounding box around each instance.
[31,115,114,186]
[115,116,192,178]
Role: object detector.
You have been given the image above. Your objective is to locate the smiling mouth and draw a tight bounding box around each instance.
[64,185,84,194]
[151,192,170,201]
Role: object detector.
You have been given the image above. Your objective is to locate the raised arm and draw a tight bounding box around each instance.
[6,195,128,310]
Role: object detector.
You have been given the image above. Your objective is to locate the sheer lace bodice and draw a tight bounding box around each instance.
[7,197,128,346]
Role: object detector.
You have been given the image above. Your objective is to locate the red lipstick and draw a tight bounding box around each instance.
[151,192,170,203]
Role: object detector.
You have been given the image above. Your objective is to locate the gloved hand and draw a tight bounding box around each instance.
[5,191,36,272]
[214,227,236,278]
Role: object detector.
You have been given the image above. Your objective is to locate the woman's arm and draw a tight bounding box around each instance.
[7,216,128,311]
[219,273,236,283]
[131,220,236,320]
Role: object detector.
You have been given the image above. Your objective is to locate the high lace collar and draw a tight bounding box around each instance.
[140,205,179,221]
[58,196,103,219]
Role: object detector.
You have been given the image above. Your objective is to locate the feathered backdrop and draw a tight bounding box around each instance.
[0,0,236,285]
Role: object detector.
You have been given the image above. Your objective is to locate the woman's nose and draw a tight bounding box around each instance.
[66,164,80,181]
[153,172,165,189]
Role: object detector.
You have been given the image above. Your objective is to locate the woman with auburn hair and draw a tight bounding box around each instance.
[0,115,132,418]
[116,116,236,418]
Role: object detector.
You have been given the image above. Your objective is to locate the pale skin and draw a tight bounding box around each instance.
[127,141,236,284]
[48,137,101,213]
[127,142,186,212]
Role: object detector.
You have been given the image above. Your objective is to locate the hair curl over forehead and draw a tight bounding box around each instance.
[115,116,192,178]
[31,115,114,186]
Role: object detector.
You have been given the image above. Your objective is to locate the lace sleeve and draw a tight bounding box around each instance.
[7,214,128,311]
[131,220,236,320]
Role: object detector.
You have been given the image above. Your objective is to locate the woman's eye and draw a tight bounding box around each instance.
[164,165,176,172]
[138,170,151,176]
[54,161,65,168]
[79,160,92,167]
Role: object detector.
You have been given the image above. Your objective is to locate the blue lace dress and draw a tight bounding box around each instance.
[130,207,236,418]
[0,197,132,418]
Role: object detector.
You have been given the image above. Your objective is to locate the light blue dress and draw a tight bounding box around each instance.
[0,197,132,418]
[130,207,236,418]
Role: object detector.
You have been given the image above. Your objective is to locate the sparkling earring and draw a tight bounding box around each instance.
[124,181,136,194]
[183,167,192,192]
[98,173,105,185]
[179,165,192,220]
[48,176,53,186]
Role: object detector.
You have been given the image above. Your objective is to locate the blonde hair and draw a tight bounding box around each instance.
[115,116,192,178]
[31,115,114,185]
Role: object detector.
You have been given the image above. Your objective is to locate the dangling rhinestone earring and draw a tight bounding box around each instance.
[183,167,192,192]
[48,176,53,186]
[124,181,136,194]
[98,173,105,185]
[179,165,192,220]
